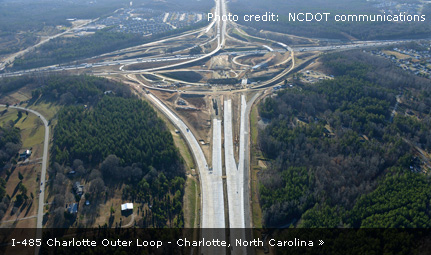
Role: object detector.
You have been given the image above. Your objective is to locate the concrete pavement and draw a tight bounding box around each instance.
[146,94,226,254]
[146,93,226,228]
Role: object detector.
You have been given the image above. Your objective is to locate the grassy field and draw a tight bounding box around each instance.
[382,50,411,60]
[0,108,46,227]
[90,188,135,228]
[184,177,198,228]
[25,101,61,121]
[162,71,203,83]
[3,164,40,225]
[250,106,259,146]
[0,95,61,226]
[233,28,268,44]
[0,107,45,152]
[249,105,263,228]
[172,132,195,169]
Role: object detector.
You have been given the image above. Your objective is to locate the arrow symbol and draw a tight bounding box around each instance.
[319,240,324,246]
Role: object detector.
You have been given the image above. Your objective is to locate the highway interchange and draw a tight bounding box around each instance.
[0,0,426,253]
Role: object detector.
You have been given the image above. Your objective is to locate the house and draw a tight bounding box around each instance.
[73,182,84,196]
[66,203,78,214]
[121,203,133,211]
[19,150,31,160]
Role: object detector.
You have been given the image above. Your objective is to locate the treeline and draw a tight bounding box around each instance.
[320,51,430,90]
[0,121,21,173]
[39,75,185,227]
[0,120,21,191]
[0,0,126,33]
[230,0,431,40]
[123,172,186,227]
[11,20,209,71]
[12,30,147,70]
[0,120,22,220]
[257,50,431,228]
[32,74,132,105]
[0,75,42,96]
[53,96,182,177]
[0,32,38,57]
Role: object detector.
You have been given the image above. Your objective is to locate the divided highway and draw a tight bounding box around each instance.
[224,99,245,229]
[224,99,246,255]
[223,94,259,254]
[145,94,226,254]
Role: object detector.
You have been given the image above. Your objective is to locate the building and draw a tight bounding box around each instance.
[66,203,78,214]
[241,78,248,86]
[121,203,133,211]
[19,150,31,160]
[73,182,84,196]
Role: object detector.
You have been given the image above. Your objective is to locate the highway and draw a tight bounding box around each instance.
[145,94,214,227]
[115,0,228,72]
[0,18,97,71]
[134,0,227,72]
[291,40,413,52]
[224,99,245,229]
[242,93,261,228]
[0,20,237,78]
[0,105,49,255]
[144,92,226,254]
[98,9,219,58]
[0,49,283,79]
[224,99,246,255]
[0,0,422,243]
[211,118,225,230]
[223,94,259,254]
[0,38,408,79]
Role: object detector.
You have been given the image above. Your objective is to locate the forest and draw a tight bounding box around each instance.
[32,74,132,105]
[0,0,129,59]
[12,30,149,70]
[29,75,185,227]
[0,0,128,33]
[0,118,22,220]
[10,20,208,71]
[0,76,35,95]
[0,0,211,62]
[258,50,431,228]
[52,97,181,176]
[0,120,21,172]
[230,0,431,40]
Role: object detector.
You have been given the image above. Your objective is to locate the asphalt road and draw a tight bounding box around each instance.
[0,19,97,71]
[144,94,225,226]
[0,105,49,255]
[145,94,226,254]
